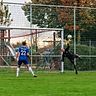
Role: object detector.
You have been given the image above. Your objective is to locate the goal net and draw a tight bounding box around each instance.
[0,26,63,72]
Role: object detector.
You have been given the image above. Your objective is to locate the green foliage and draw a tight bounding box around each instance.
[76,45,96,71]
[0,1,12,26]
[22,0,96,42]
[29,44,38,54]
[70,45,96,71]
[22,4,61,28]
[53,44,96,71]
[80,25,96,41]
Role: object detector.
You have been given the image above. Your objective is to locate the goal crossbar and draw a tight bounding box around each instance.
[0,26,63,31]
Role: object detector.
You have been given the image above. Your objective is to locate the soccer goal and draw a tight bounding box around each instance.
[0,26,65,72]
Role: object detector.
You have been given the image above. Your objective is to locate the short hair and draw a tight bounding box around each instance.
[22,41,26,45]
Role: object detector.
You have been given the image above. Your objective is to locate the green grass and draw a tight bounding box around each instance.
[0,68,96,96]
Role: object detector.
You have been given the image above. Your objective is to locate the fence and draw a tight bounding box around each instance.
[0,2,96,71]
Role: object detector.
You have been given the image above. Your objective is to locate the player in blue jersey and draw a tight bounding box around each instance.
[16,41,37,77]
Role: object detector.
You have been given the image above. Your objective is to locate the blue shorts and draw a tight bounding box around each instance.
[18,59,29,66]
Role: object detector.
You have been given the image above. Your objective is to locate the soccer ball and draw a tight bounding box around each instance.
[67,34,72,39]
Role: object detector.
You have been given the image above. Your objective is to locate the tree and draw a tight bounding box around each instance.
[22,0,96,41]
[22,0,62,28]
[0,0,12,26]
[0,0,12,65]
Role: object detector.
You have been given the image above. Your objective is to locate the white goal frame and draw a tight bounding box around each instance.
[0,26,64,72]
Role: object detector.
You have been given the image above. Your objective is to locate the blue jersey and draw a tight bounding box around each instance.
[18,46,29,61]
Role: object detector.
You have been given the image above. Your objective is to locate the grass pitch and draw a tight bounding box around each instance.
[0,68,96,96]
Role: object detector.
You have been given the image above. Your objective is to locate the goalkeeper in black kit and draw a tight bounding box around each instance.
[61,43,80,74]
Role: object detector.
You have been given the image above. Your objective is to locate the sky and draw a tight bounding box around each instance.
[3,0,31,43]
[2,0,56,46]
[4,0,30,27]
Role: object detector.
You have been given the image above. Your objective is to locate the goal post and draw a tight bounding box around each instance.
[0,26,64,72]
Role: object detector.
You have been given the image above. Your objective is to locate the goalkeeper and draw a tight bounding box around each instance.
[61,43,80,74]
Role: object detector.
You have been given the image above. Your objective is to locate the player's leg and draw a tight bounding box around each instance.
[16,60,22,77]
[73,63,78,74]
[27,64,37,77]
[70,59,78,74]
[24,60,37,77]
[74,54,80,59]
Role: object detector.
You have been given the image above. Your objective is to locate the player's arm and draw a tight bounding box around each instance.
[27,53,30,57]
[16,52,19,61]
